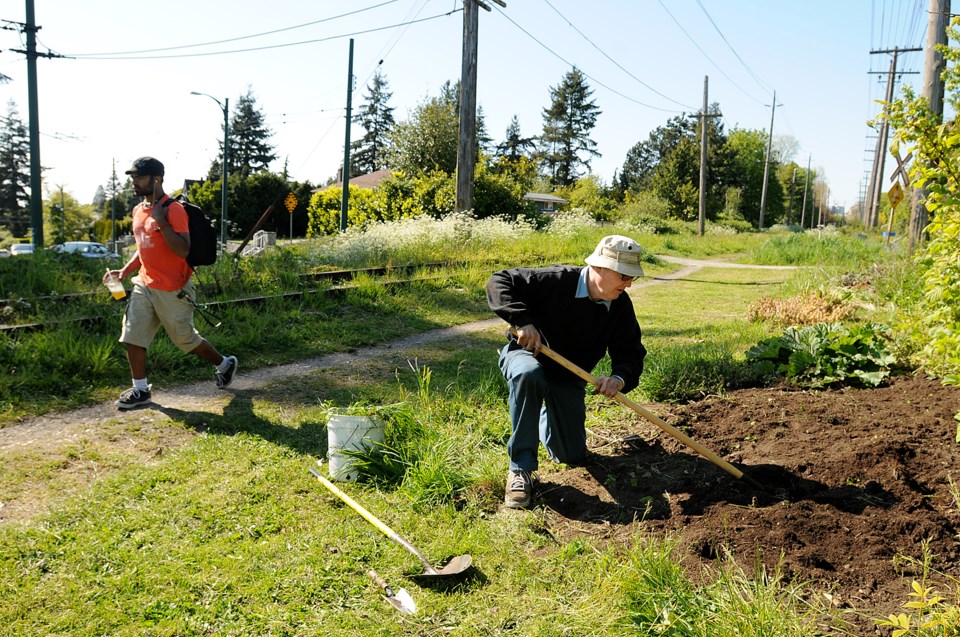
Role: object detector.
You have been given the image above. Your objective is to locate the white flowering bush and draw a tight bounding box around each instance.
[304,213,537,268]
[544,210,600,239]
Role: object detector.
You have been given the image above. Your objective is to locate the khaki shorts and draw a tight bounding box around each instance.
[120,278,202,353]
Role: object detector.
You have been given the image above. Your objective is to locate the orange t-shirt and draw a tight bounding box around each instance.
[132,196,192,291]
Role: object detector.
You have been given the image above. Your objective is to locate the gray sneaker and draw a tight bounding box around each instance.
[215,356,238,388]
[116,386,152,410]
[504,469,532,509]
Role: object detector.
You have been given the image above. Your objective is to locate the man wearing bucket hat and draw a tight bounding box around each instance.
[487,235,647,509]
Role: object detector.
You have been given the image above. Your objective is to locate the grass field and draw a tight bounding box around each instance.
[1,221,907,635]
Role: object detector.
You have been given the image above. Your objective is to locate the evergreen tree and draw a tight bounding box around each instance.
[0,100,31,237]
[351,69,395,176]
[92,186,107,214]
[476,105,493,156]
[222,87,276,178]
[496,115,537,162]
[539,67,601,186]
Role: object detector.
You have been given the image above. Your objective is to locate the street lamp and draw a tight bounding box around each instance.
[190,92,229,248]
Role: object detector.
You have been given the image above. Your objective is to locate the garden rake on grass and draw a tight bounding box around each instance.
[309,467,473,579]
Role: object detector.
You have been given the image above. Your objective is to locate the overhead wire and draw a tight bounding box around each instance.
[539,0,694,109]
[288,0,433,183]
[692,0,774,97]
[491,5,685,113]
[654,0,766,106]
[62,10,460,60]
[68,0,401,57]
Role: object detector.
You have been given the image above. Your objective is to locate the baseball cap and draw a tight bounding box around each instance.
[124,156,165,177]
[585,235,645,278]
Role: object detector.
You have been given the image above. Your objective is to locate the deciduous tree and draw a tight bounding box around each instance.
[387,82,460,175]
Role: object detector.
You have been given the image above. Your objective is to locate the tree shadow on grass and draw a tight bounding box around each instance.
[152,390,328,458]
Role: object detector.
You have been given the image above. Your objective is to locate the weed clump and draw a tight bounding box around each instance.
[747,290,854,327]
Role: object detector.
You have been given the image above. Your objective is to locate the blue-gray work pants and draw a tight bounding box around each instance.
[499,345,587,472]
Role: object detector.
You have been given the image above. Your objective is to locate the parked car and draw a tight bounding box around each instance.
[52,241,119,259]
[0,248,10,258]
[9,243,34,256]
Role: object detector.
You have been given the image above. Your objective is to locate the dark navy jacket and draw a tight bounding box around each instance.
[486,265,646,391]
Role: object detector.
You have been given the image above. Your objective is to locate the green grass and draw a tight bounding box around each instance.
[0,331,841,636]
[1,221,925,635]
[630,266,792,401]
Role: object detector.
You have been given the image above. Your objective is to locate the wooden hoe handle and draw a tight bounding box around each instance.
[508,327,759,487]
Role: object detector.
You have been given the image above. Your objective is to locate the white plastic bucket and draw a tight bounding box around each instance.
[326,414,385,482]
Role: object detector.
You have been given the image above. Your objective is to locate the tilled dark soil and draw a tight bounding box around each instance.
[535,373,960,633]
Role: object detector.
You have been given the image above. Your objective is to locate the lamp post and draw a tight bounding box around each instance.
[190,92,229,248]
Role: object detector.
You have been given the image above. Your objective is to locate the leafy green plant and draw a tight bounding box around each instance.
[746,322,896,387]
[876,580,960,636]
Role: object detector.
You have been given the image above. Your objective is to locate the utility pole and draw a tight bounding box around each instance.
[21,1,49,247]
[694,76,722,237]
[800,154,811,229]
[698,76,708,237]
[340,38,354,232]
[909,0,950,248]
[455,0,505,214]
[787,167,796,225]
[758,91,781,230]
[110,158,117,248]
[870,54,898,227]
[9,2,64,247]
[867,46,922,227]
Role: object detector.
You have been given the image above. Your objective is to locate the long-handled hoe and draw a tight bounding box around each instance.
[309,468,473,579]
[508,328,766,491]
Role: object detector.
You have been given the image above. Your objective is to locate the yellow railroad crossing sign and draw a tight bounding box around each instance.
[284,192,297,214]
[888,181,904,208]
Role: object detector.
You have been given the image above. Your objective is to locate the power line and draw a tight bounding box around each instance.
[654,0,766,106]
[693,0,774,96]
[492,6,685,113]
[59,10,460,60]
[68,1,400,58]
[539,0,694,109]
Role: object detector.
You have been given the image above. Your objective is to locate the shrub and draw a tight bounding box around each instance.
[746,322,896,388]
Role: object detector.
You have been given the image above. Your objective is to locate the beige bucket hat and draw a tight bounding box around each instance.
[585,235,645,278]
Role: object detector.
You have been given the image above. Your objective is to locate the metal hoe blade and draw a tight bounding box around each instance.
[412,553,473,579]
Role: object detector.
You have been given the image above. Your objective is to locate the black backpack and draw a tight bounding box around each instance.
[162,195,218,268]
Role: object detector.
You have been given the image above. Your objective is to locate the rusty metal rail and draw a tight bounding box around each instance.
[0,263,463,335]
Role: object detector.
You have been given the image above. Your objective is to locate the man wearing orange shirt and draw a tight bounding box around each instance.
[104,156,237,409]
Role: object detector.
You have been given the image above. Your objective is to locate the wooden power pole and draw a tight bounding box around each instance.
[695,77,722,236]
[758,91,781,230]
[867,46,922,227]
[456,0,506,214]
[909,0,950,247]
[697,77,708,237]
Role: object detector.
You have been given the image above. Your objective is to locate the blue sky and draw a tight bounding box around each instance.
[0,1,930,211]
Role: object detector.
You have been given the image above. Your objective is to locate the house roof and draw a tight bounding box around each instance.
[318,169,394,192]
[523,192,569,204]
